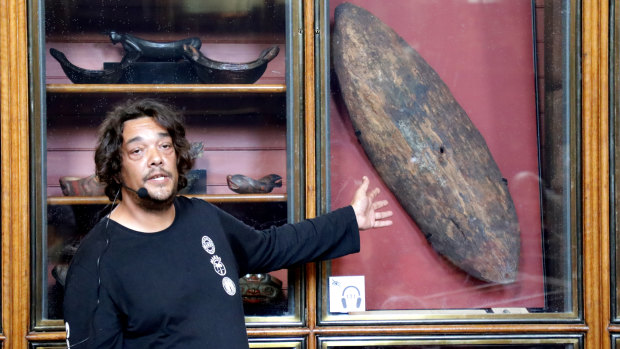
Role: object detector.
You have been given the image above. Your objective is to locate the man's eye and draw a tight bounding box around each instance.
[128,148,143,158]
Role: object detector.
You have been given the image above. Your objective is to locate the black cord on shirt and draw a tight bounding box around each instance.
[66,189,119,348]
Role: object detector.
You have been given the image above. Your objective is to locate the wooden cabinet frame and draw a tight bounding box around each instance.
[0,0,611,348]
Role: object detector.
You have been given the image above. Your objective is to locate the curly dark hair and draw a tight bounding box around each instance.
[94,98,195,201]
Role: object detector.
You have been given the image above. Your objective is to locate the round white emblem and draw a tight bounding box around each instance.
[65,322,71,347]
[222,277,236,296]
[210,255,227,276]
[201,236,215,254]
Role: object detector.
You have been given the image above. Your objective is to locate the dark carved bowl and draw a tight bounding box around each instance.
[183,45,280,84]
[50,48,139,84]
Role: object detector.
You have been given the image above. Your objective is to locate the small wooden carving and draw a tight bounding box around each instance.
[226,174,282,194]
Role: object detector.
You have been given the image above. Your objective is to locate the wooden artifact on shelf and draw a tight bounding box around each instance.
[51,31,279,84]
[108,31,202,61]
[49,48,140,84]
[106,31,204,83]
[58,174,106,196]
[226,174,282,194]
[332,3,520,284]
[183,44,280,84]
[239,273,283,304]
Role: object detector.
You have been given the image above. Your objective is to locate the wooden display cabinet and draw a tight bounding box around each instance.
[31,0,309,331]
[0,0,614,348]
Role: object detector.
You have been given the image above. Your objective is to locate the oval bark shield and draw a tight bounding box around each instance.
[332,2,520,284]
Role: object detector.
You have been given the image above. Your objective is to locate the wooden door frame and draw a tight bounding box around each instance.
[582,0,610,348]
[1,0,31,348]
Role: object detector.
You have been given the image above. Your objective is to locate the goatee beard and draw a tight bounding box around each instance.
[135,188,177,212]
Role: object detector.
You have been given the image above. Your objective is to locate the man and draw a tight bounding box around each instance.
[63,98,392,348]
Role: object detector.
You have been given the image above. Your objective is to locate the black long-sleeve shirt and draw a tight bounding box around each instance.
[63,196,360,348]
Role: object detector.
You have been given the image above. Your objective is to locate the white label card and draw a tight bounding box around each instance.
[329,275,365,313]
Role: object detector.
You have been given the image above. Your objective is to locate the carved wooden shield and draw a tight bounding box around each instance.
[332,3,520,284]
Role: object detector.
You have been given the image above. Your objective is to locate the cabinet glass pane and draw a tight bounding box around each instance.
[30,338,304,349]
[613,335,620,349]
[248,338,305,348]
[317,336,582,349]
[322,0,579,321]
[31,0,302,329]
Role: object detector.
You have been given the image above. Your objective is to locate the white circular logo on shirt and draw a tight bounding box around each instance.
[65,322,71,347]
[222,277,236,296]
[210,255,227,276]
[201,236,215,254]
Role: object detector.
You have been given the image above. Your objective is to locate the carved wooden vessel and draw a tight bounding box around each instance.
[332,3,520,284]
[50,48,139,84]
[183,45,279,84]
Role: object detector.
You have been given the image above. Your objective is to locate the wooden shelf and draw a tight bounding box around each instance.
[46,33,286,45]
[47,194,287,205]
[48,194,288,205]
[46,84,286,94]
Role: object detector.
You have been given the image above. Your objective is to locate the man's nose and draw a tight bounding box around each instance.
[147,146,164,166]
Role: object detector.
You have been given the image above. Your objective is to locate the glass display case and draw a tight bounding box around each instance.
[248,338,305,348]
[320,0,580,322]
[30,338,304,349]
[317,336,582,349]
[29,0,305,329]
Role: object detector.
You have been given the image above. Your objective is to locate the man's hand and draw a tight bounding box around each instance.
[350,176,393,230]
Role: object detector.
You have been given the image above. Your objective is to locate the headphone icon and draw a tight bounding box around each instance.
[341,285,361,309]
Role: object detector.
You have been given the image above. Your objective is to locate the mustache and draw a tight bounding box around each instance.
[142,169,174,182]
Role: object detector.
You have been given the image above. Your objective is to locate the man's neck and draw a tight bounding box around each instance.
[110,198,176,233]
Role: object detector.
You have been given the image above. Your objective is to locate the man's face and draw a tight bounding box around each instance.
[119,116,178,204]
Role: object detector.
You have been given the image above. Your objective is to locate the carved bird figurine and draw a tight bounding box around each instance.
[226,174,282,194]
[183,44,279,84]
[50,48,139,84]
[108,31,202,61]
